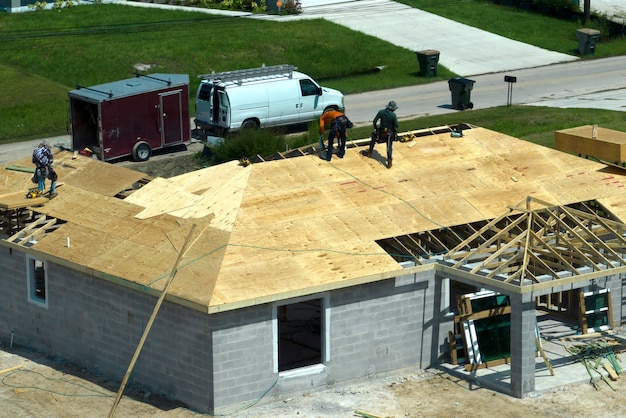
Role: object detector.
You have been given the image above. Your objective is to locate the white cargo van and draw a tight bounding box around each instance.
[194,64,344,135]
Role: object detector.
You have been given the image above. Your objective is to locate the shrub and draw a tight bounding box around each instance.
[281,0,301,15]
[204,128,288,164]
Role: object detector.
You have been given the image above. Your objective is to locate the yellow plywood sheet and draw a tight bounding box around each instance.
[0,191,48,209]
[125,177,207,219]
[5,126,626,313]
[125,161,251,230]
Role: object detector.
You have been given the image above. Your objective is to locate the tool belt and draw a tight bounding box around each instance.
[331,115,353,133]
[374,128,390,143]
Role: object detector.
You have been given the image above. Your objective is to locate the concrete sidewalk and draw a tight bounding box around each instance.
[251,0,578,76]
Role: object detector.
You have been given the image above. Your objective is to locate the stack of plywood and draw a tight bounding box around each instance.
[555,125,626,164]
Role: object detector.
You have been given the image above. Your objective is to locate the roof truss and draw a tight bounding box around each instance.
[377,197,626,288]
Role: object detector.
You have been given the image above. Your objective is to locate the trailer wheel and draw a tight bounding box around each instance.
[132,141,152,162]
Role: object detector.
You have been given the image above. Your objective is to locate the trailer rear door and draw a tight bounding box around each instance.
[160,89,184,145]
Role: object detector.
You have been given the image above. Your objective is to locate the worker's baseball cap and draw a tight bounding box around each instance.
[386,101,398,111]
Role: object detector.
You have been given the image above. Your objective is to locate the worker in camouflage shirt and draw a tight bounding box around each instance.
[32,142,57,198]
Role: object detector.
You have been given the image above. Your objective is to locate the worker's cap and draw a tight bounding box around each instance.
[386,100,398,111]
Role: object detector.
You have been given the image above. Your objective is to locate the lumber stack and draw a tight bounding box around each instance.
[555,125,626,164]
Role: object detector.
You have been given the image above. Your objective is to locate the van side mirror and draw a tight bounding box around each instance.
[316,87,322,96]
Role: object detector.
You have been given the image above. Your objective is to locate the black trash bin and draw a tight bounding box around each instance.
[448,77,475,110]
[415,49,440,78]
[576,28,600,55]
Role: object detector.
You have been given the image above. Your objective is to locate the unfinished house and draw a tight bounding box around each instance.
[2,125,626,414]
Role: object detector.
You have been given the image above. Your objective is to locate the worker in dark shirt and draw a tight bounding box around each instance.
[362,100,399,168]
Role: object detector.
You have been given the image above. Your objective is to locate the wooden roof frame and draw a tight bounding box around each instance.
[378,196,626,294]
[437,197,626,292]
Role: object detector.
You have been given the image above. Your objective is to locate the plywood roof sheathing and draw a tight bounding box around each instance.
[4,125,626,311]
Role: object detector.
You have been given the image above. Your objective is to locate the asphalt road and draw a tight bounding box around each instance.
[345,55,626,123]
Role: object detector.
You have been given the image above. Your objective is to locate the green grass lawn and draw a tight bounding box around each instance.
[0,4,444,143]
[0,1,624,147]
[401,0,626,57]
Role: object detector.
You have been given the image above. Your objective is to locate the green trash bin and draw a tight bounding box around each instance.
[415,49,440,78]
[576,28,600,55]
[448,77,475,110]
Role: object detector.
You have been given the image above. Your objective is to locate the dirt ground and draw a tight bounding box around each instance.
[4,148,626,417]
[3,341,626,418]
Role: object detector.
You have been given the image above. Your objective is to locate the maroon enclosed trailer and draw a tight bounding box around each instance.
[68,73,190,162]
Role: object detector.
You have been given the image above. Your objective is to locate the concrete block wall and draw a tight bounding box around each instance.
[211,305,276,414]
[209,268,451,414]
[0,246,454,415]
[509,293,537,397]
[0,249,214,413]
[327,268,445,382]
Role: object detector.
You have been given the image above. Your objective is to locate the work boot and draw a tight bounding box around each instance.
[386,158,392,169]
[361,149,371,157]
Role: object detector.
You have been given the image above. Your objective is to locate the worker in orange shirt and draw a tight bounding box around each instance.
[318,109,353,161]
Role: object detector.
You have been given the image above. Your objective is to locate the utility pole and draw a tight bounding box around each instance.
[583,0,591,24]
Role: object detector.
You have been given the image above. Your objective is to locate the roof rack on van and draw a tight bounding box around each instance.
[198,64,297,85]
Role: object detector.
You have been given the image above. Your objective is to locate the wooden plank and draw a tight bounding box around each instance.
[354,411,382,418]
[449,330,458,365]
[0,191,48,209]
[457,306,511,322]
[464,356,511,371]
[535,336,555,376]
[604,363,619,381]
[5,215,55,243]
[13,218,58,246]
[108,224,197,418]
[4,165,35,173]
[0,365,23,374]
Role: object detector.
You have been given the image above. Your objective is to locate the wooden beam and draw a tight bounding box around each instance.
[108,224,198,418]
[0,365,24,375]
[5,215,54,243]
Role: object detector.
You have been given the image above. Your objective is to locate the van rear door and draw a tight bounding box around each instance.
[297,78,324,123]
[215,88,230,130]
[195,82,213,128]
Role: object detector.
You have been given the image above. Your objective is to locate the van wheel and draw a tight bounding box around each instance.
[132,141,152,162]
[241,119,259,130]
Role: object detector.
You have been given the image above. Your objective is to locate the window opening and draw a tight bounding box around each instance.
[278,299,322,372]
[27,257,48,307]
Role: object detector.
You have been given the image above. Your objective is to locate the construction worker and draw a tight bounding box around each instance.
[362,100,399,168]
[32,142,57,199]
[318,109,353,161]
